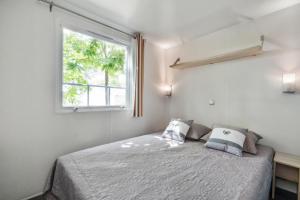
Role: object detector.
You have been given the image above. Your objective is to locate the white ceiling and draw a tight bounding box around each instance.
[64,0,300,49]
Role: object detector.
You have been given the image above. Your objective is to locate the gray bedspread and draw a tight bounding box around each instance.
[47,133,274,200]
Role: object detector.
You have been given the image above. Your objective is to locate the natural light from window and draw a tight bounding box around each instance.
[62,28,128,108]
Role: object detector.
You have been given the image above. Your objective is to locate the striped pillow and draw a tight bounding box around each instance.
[205,128,246,156]
[162,119,192,143]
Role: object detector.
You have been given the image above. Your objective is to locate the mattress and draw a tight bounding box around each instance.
[46,133,274,200]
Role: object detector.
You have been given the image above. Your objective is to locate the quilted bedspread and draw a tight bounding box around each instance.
[47,133,274,200]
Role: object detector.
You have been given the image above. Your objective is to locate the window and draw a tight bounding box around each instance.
[60,27,131,111]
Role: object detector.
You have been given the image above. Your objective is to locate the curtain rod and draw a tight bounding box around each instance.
[38,0,136,39]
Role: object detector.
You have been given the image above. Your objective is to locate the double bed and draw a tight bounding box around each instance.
[46,133,274,200]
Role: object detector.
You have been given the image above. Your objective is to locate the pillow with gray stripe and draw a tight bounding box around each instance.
[205,128,246,156]
[201,128,263,154]
[162,119,193,143]
[213,123,248,134]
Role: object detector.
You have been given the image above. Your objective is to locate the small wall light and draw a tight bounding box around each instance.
[282,73,296,93]
[162,85,172,97]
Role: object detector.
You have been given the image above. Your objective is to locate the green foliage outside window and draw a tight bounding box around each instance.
[63,29,126,105]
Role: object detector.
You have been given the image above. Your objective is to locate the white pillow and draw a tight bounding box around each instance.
[205,128,246,156]
[162,119,192,143]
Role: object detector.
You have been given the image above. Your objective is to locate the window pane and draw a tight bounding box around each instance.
[63,84,87,107]
[110,88,126,106]
[62,27,128,108]
[89,86,106,106]
[108,72,126,88]
[86,70,105,86]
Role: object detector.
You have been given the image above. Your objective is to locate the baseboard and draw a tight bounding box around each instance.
[20,192,43,200]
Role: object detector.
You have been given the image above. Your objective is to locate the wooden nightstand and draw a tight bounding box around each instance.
[272,152,300,200]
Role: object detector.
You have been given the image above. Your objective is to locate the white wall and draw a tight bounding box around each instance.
[165,5,300,156]
[165,6,300,193]
[2,0,300,199]
[0,1,169,200]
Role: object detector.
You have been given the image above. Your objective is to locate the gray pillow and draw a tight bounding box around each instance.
[186,123,211,141]
[162,119,193,143]
[200,131,211,143]
[251,130,263,141]
[243,131,263,154]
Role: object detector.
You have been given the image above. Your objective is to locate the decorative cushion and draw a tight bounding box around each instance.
[200,131,211,143]
[200,126,263,155]
[162,119,193,143]
[186,123,211,141]
[251,131,263,141]
[205,128,246,156]
[213,124,248,134]
[242,131,263,154]
[200,124,247,143]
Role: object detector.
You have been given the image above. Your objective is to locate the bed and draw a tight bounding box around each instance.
[46,133,274,200]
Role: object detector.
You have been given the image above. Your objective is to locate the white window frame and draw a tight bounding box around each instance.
[55,19,134,113]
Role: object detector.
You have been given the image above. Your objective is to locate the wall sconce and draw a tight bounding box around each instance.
[162,85,172,97]
[282,73,296,93]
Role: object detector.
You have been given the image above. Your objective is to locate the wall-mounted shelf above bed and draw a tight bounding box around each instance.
[170,35,264,69]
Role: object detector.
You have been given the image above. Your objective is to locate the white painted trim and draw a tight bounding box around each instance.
[53,14,134,113]
[56,106,132,113]
[47,0,135,38]
[20,192,43,200]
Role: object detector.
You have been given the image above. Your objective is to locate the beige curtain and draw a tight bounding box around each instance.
[133,33,145,117]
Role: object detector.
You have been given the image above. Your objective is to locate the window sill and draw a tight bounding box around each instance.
[56,106,130,113]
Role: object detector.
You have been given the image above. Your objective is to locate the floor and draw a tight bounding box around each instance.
[29,188,297,200]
